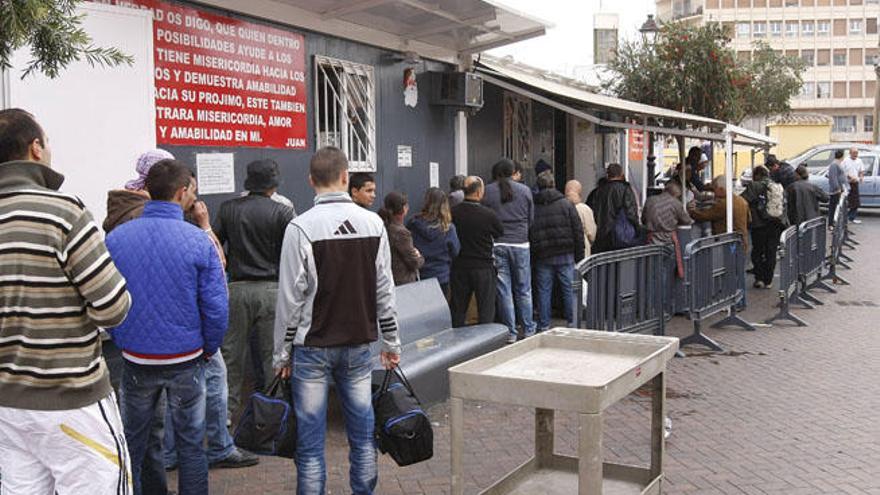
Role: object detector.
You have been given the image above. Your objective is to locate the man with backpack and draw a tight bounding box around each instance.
[588,163,644,253]
[741,165,786,289]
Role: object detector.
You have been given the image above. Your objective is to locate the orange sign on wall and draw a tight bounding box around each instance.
[628,129,645,162]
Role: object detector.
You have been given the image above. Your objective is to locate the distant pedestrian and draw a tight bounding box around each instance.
[104,148,173,232]
[842,147,865,224]
[213,159,296,423]
[407,187,460,295]
[590,163,644,253]
[688,175,751,252]
[642,181,693,246]
[349,172,377,209]
[450,176,504,326]
[482,158,536,343]
[564,179,597,258]
[786,165,828,226]
[0,108,132,494]
[530,171,584,331]
[826,150,847,226]
[449,174,466,208]
[107,159,229,495]
[273,147,401,495]
[741,166,785,289]
[379,191,424,285]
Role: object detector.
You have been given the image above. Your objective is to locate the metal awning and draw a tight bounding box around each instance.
[199,0,550,63]
[476,56,777,148]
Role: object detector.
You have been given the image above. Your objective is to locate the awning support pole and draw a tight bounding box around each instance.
[725,129,734,234]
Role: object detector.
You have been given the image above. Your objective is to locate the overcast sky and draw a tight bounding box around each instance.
[489,0,655,78]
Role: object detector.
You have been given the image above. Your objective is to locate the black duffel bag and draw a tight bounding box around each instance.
[233,375,296,459]
[372,367,433,467]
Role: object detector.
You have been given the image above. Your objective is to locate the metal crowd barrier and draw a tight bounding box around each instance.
[574,244,673,336]
[796,217,835,307]
[679,233,755,352]
[825,191,852,285]
[764,225,805,326]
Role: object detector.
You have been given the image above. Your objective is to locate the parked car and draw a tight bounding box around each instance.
[787,143,880,176]
[809,152,880,207]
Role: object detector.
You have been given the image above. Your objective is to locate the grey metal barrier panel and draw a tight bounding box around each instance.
[574,244,673,336]
[765,225,806,326]
[679,233,755,352]
[796,217,836,307]
[825,192,852,285]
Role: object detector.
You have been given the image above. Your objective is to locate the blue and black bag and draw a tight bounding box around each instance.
[372,367,433,466]
[233,375,296,459]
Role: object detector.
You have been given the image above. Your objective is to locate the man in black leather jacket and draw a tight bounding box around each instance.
[588,163,644,253]
[213,159,296,420]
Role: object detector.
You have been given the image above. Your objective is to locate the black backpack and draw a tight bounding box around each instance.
[233,376,297,459]
[372,367,433,467]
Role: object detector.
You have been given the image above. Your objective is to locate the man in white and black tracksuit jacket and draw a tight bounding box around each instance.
[273,147,401,495]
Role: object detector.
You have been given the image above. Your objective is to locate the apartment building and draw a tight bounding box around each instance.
[656,0,879,143]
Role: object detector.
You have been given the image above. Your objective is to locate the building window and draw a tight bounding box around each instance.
[314,56,376,172]
[801,81,816,98]
[868,18,878,34]
[833,49,847,65]
[736,22,751,38]
[833,19,847,36]
[802,21,815,36]
[850,19,863,34]
[786,22,799,36]
[817,49,831,66]
[754,22,767,37]
[866,48,878,65]
[817,81,831,98]
[850,81,864,97]
[785,0,799,5]
[817,20,830,35]
[770,21,783,36]
[850,48,863,66]
[833,116,857,133]
[865,115,874,133]
[833,81,847,97]
[801,50,815,65]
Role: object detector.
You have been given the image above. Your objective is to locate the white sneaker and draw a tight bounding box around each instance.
[852,219,862,224]
[506,334,517,344]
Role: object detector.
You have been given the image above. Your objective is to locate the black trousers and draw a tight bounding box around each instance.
[750,224,781,285]
[828,193,840,226]
[450,266,496,327]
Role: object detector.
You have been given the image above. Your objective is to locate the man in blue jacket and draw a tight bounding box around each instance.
[107,159,229,495]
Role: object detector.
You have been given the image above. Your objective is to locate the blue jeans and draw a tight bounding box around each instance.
[121,360,208,495]
[534,261,575,330]
[493,245,536,338]
[293,344,377,495]
[165,352,234,466]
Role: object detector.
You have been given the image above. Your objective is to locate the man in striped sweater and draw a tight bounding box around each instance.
[0,108,133,493]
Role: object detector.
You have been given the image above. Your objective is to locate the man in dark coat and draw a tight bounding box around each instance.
[530,171,584,331]
[786,165,829,226]
[588,163,644,253]
[767,155,797,189]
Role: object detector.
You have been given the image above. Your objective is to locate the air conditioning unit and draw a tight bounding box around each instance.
[429,72,483,109]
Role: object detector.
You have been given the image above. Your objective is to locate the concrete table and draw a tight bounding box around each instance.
[448,328,679,495]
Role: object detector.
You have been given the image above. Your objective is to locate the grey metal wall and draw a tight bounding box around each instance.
[466,82,505,181]
[162,1,457,216]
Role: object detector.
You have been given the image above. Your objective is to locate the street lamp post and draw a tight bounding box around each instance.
[873,56,880,144]
[640,14,660,186]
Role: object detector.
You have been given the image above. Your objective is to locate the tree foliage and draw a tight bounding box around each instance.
[0,0,132,79]
[603,21,806,124]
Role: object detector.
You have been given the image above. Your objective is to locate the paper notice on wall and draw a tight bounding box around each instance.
[398,145,413,168]
[197,153,235,195]
[429,162,439,188]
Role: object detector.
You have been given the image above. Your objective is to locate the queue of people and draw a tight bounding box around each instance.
[0,105,856,495]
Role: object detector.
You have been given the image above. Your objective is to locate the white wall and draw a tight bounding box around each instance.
[6,3,155,227]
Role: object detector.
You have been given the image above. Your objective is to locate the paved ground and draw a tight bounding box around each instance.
[176,214,880,494]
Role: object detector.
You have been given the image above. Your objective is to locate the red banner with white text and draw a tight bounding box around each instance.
[101,0,307,148]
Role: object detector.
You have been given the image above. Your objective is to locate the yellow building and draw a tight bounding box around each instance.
[766,113,834,160]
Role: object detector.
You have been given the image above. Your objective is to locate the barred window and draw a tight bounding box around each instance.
[314,55,376,172]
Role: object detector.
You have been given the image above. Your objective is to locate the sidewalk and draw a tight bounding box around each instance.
[188,216,880,495]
